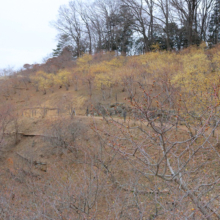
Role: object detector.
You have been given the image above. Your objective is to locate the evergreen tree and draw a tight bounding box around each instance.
[152,22,188,50]
[52,34,70,57]
[99,2,134,55]
[117,5,134,55]
[53,43,62,57]
[208,0,220,44]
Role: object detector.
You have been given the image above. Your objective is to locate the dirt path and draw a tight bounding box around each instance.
[16,114,216,137]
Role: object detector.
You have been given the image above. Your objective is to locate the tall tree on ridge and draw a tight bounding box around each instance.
[171,0,201,46]
[52,1,85,58]
[208,0,220,44]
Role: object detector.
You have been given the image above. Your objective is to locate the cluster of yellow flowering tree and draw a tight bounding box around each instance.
[2,46,220,220]
[30,46,220,118]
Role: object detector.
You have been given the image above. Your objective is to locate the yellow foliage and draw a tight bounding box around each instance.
[199,41,207,50]
[212,51,220,72]
[105,56,126,69]
[151,43,160,52]
[90,63,108,75]
[171,49,211,93]
[171,48,214,112]
[55,70,71,88]
[31,71,55,93]
[76,54,93,73]
[48,46,220,115]
[95,72,113,89]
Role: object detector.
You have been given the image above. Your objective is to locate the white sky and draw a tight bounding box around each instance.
[0,0,71,70]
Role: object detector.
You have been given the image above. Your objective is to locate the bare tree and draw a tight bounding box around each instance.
[197,0,214,41]
[87,4,105,53]
[46,118,85,156]
[171,0,201,45]
[52,2,84,57]
[122,0,151,52]
[75,1,93,54]
[95,84,220,219]
[153,0,173,50]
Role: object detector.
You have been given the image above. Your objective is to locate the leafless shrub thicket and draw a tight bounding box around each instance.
[45,118,86,157]
[0,105,20,158]
[93,83,220,219]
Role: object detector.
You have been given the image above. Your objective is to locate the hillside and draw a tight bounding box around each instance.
[0,46,220,219]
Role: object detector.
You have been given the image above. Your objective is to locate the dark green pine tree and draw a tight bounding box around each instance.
[52,34,70,57]
[101,5,134,55]
[208,0,220,44]
[117,6,134,55]
[52,42,62,57]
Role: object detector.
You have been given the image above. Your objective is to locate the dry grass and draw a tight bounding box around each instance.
[0,71,219,219]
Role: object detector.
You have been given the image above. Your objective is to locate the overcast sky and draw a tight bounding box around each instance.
[0,0,71,70]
